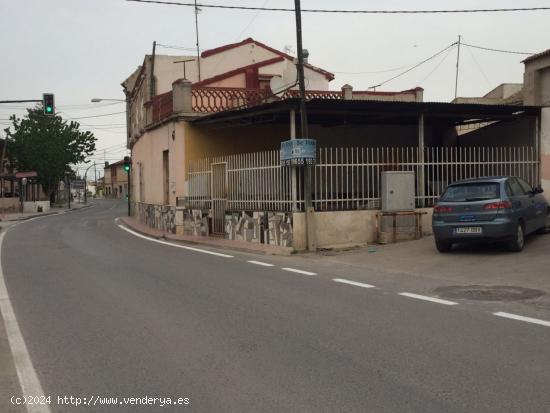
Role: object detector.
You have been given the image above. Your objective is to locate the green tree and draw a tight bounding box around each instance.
[3,107,96,201]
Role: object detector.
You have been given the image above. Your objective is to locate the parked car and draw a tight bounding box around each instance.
[432,176,549,252]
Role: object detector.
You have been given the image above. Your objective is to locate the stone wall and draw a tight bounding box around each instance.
[182,209,209,236]
[134,202,177,234]
[225,211,293,247]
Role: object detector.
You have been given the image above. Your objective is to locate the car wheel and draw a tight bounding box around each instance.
[507,223,525,252]
[435,240,452,253]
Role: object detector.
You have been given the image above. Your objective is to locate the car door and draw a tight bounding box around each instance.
[507,178,534,233]
[517,177,547,231]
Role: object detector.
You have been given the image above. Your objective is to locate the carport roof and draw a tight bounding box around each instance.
[191,98,541,127]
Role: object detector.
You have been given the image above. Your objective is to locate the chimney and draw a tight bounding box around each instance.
[341,84,353,100]
[172,78,193,114]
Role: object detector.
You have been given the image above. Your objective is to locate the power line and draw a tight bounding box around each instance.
[126,0,550,14]
[417,45,455,85]
[370,42,457,89]
[61,111,126,120]
[157,43,199,52]
[462,42,535,55]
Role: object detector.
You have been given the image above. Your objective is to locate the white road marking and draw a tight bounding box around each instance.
[493,312,550,328]
[247,260,274,267]
[398,292,458,306]
[0,231,52,413]
[281,267,317,276]
[333,278,376,289]
[116,224,234,258]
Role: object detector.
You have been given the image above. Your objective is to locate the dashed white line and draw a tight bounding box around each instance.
[0,232,52,413]
[333,278,376,289]
[398,292,458,306]
[247,260,274,267]
[281,267,317,276]
[117,224,234,258]
[493,312,550,328]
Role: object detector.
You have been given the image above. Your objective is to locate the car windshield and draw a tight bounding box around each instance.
[440,182,500,202]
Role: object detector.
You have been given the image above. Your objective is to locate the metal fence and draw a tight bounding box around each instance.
[186,146,539,212]
[187,150,302,212]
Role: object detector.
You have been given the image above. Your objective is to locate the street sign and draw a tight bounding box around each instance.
[71,180,85,190]
[280,139,316,166]
[15,171,37,178]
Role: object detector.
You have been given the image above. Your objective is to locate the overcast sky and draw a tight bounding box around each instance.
[1,0,549,175]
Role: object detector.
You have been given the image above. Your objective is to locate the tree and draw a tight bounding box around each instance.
[3,107,96,202]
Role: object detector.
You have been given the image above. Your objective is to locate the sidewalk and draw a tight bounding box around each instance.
[0,202,91,223]
[119,216,294,256]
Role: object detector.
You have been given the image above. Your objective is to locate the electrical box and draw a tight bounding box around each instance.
[381,171,415,212]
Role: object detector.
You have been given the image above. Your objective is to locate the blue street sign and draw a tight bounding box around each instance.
[280,139,316,166]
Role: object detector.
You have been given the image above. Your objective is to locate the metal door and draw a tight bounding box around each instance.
[211,162,227,235]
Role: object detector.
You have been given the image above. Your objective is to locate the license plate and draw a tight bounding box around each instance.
[454,227,482,234]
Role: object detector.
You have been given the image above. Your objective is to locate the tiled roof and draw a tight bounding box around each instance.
[522,49,550,64]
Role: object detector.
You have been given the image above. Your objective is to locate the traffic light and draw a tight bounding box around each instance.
[123,156,131,173]
[43,93,55,115]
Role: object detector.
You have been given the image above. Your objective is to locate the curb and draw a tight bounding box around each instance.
[0,203,94,222]
[118,217,293,256]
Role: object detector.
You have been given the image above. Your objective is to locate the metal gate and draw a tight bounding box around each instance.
[211,162,227,234]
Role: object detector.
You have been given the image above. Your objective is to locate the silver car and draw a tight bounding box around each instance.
[432,177,549,252]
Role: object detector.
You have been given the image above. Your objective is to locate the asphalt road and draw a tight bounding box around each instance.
[2,199,550,412]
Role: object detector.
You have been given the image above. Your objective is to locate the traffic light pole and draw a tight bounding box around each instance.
[127,168,131,217]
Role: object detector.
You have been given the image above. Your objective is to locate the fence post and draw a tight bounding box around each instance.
[418,113,425,207]
[290,109,298,212]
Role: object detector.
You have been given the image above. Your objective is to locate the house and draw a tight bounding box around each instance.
[122,38,424,207]
[453,48,550,194]
[103,160,129,198]
[122,38,545,251]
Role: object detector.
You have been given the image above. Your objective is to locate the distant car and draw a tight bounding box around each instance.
[432,177,549,252]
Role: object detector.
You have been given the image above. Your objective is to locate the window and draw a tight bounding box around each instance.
[516,178,533,194]
[507,178,526,196]
[440,183,500,202]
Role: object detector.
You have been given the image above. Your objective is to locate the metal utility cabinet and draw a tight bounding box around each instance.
[381,171,415,212]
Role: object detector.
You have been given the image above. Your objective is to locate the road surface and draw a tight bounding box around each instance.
[2,199,550,412]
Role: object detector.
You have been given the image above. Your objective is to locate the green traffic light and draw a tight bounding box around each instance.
[46,107,52,113]
[123,165,130,172]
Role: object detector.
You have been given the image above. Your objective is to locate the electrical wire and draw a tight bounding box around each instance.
[464,41,492,88]
[126,0,550,14]
[369,42,457,89]
[416,45,455,85]
[61,111,126,120]
[157,43,199,52]
[461,42,535,55]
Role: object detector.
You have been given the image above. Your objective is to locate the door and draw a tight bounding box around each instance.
[516,177,546,232]
[211,163,227,235]
[508,177,535,233]
[163,150,169,205]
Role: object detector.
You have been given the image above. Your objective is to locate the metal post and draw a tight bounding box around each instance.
[454,35,461,99]
[418,113,425,207]
[290,109,298,212]
[194,0,201,81]
[127,163,131,217]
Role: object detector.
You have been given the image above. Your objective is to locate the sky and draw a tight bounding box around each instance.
[1,0,549,177]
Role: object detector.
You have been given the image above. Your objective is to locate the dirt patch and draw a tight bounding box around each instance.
[434,285,546,302]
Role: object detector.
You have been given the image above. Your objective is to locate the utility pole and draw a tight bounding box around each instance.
[294,0,315,251]
[150,41,157,99]
[454,35,462,99]
[194,0,201,81]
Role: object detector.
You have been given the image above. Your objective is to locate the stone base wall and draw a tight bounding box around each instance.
[182,209,209,236]
[225,211,293,247]
[134,202,177,234]
[0,198,21,213]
